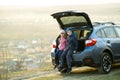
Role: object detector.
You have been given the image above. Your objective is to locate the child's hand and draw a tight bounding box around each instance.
[73,50,76,53]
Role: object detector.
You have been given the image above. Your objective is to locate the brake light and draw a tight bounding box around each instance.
[52,40,57,48]
[85,39,96,46]
[53,44,56,48]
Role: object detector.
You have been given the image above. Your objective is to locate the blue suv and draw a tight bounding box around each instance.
[51,11,120,74]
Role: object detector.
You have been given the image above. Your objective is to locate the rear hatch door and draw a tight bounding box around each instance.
[51,11,93,30]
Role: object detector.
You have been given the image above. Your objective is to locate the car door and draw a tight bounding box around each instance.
[103,26,120,61]
[113,26,120,61]
[51,11,93,30]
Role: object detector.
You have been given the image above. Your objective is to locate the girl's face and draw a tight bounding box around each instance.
[60,33,65,37]
[67,30,72,36]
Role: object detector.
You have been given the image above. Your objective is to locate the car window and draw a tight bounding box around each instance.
[101,29,106,38]
[96,29,106,38]
[79,30,90,39]
[96,30,101,37]
[74,30,80,40]
[103,27,117,38]
[60,16,87,25]
[114,26,120,37]
[74,30,90,40]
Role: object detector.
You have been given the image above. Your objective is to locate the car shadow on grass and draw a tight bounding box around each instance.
[61,63,120,77]
[112,63,120,72]
[60,67,98,77]
[59,65,120,80]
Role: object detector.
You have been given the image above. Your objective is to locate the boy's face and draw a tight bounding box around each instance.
[67,30,72,36]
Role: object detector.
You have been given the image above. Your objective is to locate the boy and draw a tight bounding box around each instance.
[59,28,78,73]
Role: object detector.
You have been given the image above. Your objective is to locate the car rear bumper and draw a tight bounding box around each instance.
[51,48,99,67]
[73,49,99,66]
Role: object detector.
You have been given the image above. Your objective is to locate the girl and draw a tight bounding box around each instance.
[54,30,67,69]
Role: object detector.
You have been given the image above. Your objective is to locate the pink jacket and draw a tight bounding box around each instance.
[58,37,66,50]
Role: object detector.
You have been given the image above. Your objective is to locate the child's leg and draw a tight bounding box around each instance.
[59,49,68,70]
[57,50,63,65]
[66,50,73,72]
[55,50,60,65]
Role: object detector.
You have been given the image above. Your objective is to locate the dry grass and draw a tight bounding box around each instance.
[32,66,120,80]
[33,75,62,80]
[6,62,53,79]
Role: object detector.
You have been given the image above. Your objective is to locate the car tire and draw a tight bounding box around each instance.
[98,52,112,74]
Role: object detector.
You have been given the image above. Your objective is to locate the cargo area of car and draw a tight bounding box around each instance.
[73,29,91,52]
[55,28,91,52]
[77,39,86,51]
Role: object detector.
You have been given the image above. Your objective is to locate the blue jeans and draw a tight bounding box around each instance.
[60,49,73,69]
[55,49,63,65]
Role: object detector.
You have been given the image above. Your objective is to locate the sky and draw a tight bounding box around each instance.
[0,0,120,7]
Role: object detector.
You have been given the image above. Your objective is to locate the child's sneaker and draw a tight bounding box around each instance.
[66,68,71,74]
[58,66,64,71]
[53,65,58,69]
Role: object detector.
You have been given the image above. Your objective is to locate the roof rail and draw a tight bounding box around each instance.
[102,22,115,25]
[93,22,115,26]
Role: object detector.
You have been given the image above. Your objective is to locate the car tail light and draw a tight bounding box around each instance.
[85,39,97,46]
[52,44,56,48]
[84,58,92,63]
[52,40,57,48]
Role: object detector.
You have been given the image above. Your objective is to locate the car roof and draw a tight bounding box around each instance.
[92,22,120,33]
[92,22,116,27]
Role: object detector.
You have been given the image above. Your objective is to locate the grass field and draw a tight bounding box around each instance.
[32,65,120,80]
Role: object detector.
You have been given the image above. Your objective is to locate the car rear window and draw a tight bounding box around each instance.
[60,16,87,25]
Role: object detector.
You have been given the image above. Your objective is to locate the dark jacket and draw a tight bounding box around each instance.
[66,35,78,51]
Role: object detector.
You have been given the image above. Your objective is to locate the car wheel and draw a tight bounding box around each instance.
[98,52,112,74]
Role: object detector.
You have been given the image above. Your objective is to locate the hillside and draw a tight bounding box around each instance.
[0,3,120,40]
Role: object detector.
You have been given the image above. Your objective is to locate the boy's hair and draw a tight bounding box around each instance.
[66,27,75,37]
[66,27,73,32]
